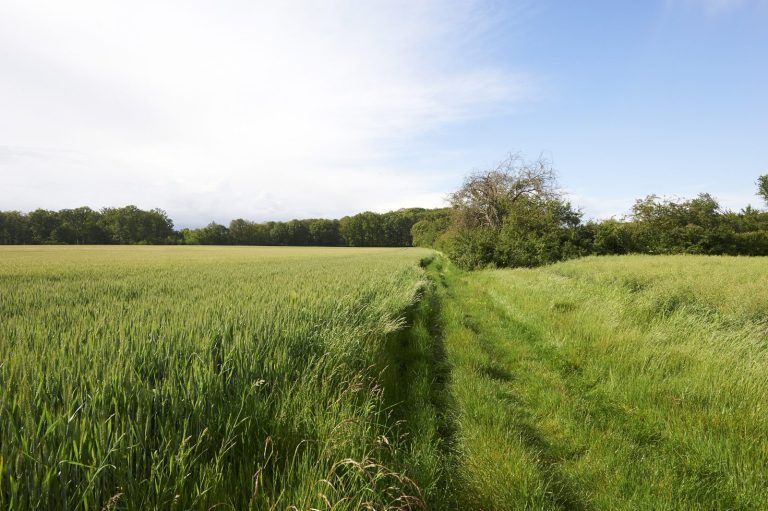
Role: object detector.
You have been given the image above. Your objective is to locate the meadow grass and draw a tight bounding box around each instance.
[4,247,767,509]
[435,254,768,509]
[0,246,434,510]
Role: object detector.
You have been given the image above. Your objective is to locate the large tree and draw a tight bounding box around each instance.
[28,209,61,243]
[55,207,106,244]
[444,153,579,269]
[100,205,174,244]
[758,174,768,206]
[448,153,558,230]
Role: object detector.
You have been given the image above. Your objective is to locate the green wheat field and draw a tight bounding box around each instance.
[0,246,433,510]
[1,247,767,509]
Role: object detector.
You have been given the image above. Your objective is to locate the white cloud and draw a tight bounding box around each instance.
[0,0,534,226]
[563,192,635,221]
[716,192,764,211]
[670,0,766,15]
[565,189,764,222]
[697,0,746,14]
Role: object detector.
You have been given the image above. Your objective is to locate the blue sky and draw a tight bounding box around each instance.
[409,0,768,219]
[1,0,766,225]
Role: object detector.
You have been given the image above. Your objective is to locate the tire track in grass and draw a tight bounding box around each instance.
[380,257,462,510]
[479,273,755,510]
[433,263,585,510]
[474,273,696,509]
[447,267,672,509]
[428,256,768,509]
[458,302,588,511]
[425,261,463,510]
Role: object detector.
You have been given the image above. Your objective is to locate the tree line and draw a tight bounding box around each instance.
[413,154,768,268]
[0,206,443,247]
[0,206,176,245]
[178,208,443,246]
[3,158,768,269]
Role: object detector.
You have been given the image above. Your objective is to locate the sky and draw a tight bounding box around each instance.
[1,0,766,226]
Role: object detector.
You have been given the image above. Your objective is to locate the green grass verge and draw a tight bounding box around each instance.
[432,254,768,510]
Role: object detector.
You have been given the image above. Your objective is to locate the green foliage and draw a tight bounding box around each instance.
[335,209,440,247]
[442,198,583,270]
[578,219,637,255]
[0,206,175,245]
[628,193,720,253]
[440,169,768,268]
[4,174,768,257]
[227,218,258,244]
[0,207,441,248]
[51,207,106,244]
[28,209,61,243]
[578,194,768,256]
[182,222,229,245]
[307,218,341,245]
[441,154,583,269]
[100,206,175,244]
[340,211,383,246]
[758,174,768,205]
[0,211,31,244]
[410,209,451,248]
[186,209,437,248]
[448,153,557,231]
[440,227,496,269]
[494,198,582,268]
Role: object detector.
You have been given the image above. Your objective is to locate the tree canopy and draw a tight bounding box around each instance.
[758,175,768,206]
[3,163,768,267]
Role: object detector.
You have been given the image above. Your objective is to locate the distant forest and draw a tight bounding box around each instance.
[2,167,768,268]
[0,205,446,248]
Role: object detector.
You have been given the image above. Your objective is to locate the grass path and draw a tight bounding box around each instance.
[423,255,768,510]
[434,258,586,510]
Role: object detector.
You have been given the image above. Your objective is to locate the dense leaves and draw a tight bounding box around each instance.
[175,208,441,247]
[574,194,768,258]
[758,174,768,206]
[0,207,437,247]
[423,156,768,269]
[3,167,768,263]
[0,206,174,245]
[448,153,557,230]
[435,154,586,269]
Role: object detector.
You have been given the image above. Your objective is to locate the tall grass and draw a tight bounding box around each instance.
[436,254,768,509]
[7,247,765,509]
[0,246,432,510]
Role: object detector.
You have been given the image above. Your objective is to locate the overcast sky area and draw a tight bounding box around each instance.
[1,0,767,227]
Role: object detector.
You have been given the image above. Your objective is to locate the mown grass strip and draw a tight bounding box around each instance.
[431,254,768,510]
[375,256,460,510]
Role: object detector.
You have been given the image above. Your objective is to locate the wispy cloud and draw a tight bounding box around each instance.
[564,189,764,222]
[563,192,637,221]
[670,0,766,15]
[696,0,746,14]
[0,0,536,225]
